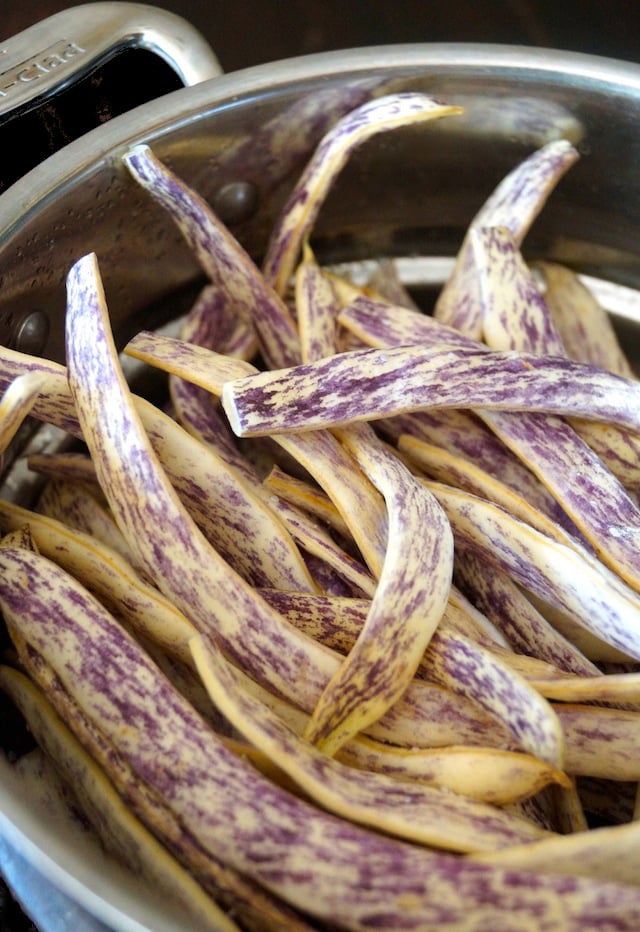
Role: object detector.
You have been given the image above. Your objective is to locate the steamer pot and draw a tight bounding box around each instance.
[2,6,640,929]
[3,23,640,368]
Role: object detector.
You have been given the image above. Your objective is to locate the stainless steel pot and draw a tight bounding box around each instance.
[3,23,640,366]
[2,5,640,929]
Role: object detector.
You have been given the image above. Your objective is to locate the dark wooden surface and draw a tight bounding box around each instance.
[3,0,640,72]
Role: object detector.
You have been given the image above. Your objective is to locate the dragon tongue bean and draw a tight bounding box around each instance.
[4,88,640,930]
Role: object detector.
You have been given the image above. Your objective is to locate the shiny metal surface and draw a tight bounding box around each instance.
[0,1,222,357]
[0,43,640,364]
[0,2,221,113]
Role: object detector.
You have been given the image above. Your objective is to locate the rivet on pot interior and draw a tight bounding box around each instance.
[212,181,258,225]
[14,310,49,356]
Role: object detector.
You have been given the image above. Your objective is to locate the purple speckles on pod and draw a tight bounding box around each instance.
[262,93,462,297]
[471,222,640,592]
[221,342,640,437]
[303,423,454,755]
[424,627,564,766]
[1,545,630,930]
[123,145,301,370]
[434,139,578,336]
[431,483,640,662]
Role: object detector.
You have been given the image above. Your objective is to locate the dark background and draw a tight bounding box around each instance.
[4,0,640,72]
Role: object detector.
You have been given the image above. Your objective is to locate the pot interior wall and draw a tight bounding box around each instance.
[0,47,639,366]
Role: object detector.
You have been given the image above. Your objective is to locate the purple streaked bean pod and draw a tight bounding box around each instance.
[557,704,640,781]
[0,371,49,455]
[36,478,151,582]
[180,282,258,361]
[480,407,640,593]
[454,548,600,677]
[433,139,578,336]
[26,451,98,485]
[529,667,640,704]
[304,423,453,755]
[295,245,341,362]
[427,481,640,662]
[421,627,564,767]
[0,347,81,437]
[190,636,551,854]
[474,812,640,888]
[472,226,566,356]
[336,736,570,807]
[125,329,255,392]
[262,93,462,296]
[4,546,638,929]
[221,342,640,436]
[537,261,636,377]
[339,292,483,352]
[367,258,422,310]
[123,145,301,369]
[570,418,640,494]
[473,225,640,592]
[211,77,384,201]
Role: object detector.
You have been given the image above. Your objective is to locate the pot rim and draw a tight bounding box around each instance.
[2,40,640,241]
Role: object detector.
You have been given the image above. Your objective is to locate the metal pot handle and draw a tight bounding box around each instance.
[0,2,221,193]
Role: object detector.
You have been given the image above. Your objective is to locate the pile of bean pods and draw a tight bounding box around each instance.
[2,90,640,930]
